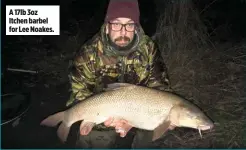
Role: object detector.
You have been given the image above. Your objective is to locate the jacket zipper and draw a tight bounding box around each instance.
[119,56,126,83]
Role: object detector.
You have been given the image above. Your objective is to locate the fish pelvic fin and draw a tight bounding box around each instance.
[105,83,137,91]
[57,122,71,143]
[152,120,171,141]
[40,111,65,127]
[40,111,71,143]
[80,121,95,135]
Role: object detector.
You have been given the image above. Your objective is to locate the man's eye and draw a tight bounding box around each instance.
[127,24,135,27]
[113,23,121,26]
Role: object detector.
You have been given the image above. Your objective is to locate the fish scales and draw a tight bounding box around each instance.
[65,84,179,129]
[40,83,214,143]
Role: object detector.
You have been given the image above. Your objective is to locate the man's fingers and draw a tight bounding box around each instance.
[115,121,125,128]
[104,117,114,127]
[120,119,128,124]
[119,131,127,137]
[104,117,132,137]
[115,123,133,137]
[104,118,128,127]
[114,119,129,128]
[116,128,127,137]
[116,127,130,137]
[115,124,131,131]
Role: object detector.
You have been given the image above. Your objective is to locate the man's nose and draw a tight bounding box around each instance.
[120,26,126,36]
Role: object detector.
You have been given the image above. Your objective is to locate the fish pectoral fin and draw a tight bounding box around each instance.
[152,120,171,141]
[80,121,95,135]
[105,83,136,91]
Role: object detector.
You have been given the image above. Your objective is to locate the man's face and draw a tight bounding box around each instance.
[106,17,136,47]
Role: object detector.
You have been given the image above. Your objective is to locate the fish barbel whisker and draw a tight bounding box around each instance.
[210,126,213,132]
[198,127,203,138]
[40,83,214,143]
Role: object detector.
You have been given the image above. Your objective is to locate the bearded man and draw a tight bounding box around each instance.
[67,0,172,148]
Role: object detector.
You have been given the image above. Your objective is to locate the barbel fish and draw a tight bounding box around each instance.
[40,83,214,142]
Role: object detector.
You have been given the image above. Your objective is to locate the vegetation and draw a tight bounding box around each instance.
[153,0,245,148]
[2,0,245,148]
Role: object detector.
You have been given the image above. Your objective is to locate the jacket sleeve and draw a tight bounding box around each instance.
[145,41,173,92]
[66,48,97,107]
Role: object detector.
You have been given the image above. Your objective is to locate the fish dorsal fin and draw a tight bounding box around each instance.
[152,120,171,141]
[104,83,136,91]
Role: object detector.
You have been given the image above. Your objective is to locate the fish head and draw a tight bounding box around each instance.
[176,103,214,131]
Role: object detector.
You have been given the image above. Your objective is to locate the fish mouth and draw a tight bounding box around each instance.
[198,125,213,131]
[197,124,214,138]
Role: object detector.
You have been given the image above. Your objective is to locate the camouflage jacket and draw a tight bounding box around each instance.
[66,23,172,108]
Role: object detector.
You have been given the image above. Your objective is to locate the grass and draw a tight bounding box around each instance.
[152,1,245,148]
[157,46,246,147]
[3,1,245,148]
[3,15,90,87]
[3,32,81,87]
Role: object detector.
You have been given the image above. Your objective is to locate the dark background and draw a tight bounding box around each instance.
[1,0,246,148]
[2,0,246,41]
[2,0,246,71]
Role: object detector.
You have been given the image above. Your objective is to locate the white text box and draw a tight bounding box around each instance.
[6,5,60,35]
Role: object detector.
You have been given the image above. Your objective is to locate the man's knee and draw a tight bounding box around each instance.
[76,129,117,148]
[131,129,155,148]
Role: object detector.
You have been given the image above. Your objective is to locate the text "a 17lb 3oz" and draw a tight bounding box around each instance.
[9,9,38,15]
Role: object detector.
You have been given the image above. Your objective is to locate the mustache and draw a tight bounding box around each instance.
[114,36,130,42]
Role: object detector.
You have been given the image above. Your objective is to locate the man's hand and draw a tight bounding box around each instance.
[104,117,133,137]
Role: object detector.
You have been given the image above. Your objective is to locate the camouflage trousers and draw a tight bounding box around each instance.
[75,128,155,148]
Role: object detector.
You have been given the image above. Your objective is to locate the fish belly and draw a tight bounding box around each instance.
[64,85,179,129]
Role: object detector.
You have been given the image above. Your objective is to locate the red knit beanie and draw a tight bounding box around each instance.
[105,0,140,24]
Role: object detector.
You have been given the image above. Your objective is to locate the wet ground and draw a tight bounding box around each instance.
[2,1,245,147]
[1,73,137,149]
[1,78,73,148]
[1,38,245,149]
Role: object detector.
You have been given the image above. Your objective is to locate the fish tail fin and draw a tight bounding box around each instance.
[40,111,65,127]
[57,122,71,142]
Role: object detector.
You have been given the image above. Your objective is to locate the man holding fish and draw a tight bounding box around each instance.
[40,0,214,148]
[66,0,172,148]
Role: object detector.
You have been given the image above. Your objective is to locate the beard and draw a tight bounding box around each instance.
[107,34,137,52]
[114,36,131,47]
